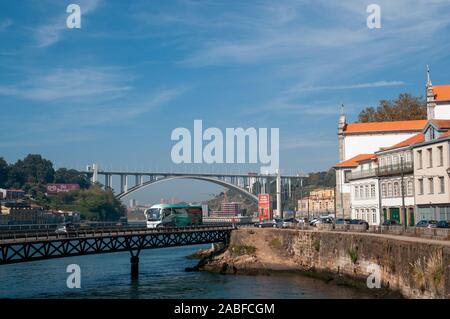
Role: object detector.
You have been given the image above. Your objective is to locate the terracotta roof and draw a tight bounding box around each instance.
[344,120,427,134]
[334,154,376,168]
[381,133,424,151]
[433,85,450,102]
[430,119,450,129]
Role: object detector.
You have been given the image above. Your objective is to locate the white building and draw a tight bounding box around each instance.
[335,68,450,218]
[346,155,380,225]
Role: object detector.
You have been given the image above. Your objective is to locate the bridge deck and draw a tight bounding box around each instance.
[0,225,233,265]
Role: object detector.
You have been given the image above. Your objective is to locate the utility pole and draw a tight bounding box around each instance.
[276,169,282,219]
[401,157,407,230]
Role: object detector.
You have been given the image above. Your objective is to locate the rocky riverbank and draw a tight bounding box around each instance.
[194,228,450,299]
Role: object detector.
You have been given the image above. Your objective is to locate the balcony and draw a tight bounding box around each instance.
[347,168,377,181]
[377,161,413,177]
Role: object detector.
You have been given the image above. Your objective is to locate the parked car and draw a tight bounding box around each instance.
[254,219,283,228]
[382,219,400,226]
[436,220,450,229]
[416,220,438,228]
[335,218,351,225]
[296,217,308,224]
[310,217,333,226]
[55,225,67,234]
[349,219,369,230]
[281,218,298,228]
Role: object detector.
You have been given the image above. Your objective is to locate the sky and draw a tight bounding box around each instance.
[1,0,450,204]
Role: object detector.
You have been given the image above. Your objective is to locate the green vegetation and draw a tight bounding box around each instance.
[313,239,321,252]
[358,93,426,122]
[229,244,257,256]
[0,154,125,221]
[348,247,359,264]
[269,237,283,249]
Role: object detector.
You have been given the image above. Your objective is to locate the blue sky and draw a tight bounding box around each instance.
[1,0,450,203]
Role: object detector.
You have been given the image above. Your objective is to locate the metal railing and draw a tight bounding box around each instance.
[377,161,413,176]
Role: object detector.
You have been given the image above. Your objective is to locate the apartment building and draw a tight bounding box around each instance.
[375,134,423,225]
[413,120,450,221]
[346,154,380,225]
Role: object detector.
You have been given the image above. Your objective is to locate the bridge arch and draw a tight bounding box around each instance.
[116,175,258,203]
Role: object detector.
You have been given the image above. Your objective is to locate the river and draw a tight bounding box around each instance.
[0,245,375,299]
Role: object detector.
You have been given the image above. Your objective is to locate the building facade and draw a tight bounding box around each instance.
[336,69,450,221]
[297,188,335,218]
[347,155,380,225]
[413,121,450,221]
[376,134,422,225]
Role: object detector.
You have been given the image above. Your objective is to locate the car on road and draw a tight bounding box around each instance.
[382,219,400,226]
[296,217,308,224]
[416,220,438,228]
[436,220,450,228]
[349,219,369,230]
[254,219,283,228]
[310,217,333,226]
[281,218,298,228]
[55,225,67,234]
[335,218,351,225]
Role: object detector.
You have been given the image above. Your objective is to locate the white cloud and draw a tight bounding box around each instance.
[0,67,132,102]
[287,81,405,95]
[0,18,13,32]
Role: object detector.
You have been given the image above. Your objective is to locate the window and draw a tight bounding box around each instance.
[417,150,422,169]
[387,183,393,197]
[439,177,445,194]
[359,185,364,198]
[407,180,413,196]
[393,182,400,197]
[370,184,376,198]
[438,146,444,166]
[428,178,434,194]
[418,179,424,195]
[372,209,377,224]
[380,158,386,168]
[427,148,433,168]
[393,156,398,168]
[355,209,359,219]
[406,152,411,163]
[355,186,359,199]
[381,183,387,197]
[344,170,351,183]
[365,185,370,198]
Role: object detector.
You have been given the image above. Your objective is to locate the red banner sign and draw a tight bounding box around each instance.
[46,183,80,194]
[258,194,272,221]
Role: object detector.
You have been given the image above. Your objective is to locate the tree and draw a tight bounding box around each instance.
[0,157,8,188]
[48,186,126,221]
[13,154,55,185]
[54,168,90,189]
[358,93,426,122]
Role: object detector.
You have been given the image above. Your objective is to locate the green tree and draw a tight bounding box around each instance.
[0,157,9,188]
[358,93,426,122]
[13,154,55,185]
[54,168,90,189]
[49,185,126,221]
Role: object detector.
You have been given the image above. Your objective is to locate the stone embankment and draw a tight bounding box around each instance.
[198,228,450,299]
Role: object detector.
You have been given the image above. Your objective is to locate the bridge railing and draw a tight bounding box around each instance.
[0,224,235,243]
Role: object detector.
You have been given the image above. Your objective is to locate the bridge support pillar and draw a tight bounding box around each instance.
[130,256,139,279]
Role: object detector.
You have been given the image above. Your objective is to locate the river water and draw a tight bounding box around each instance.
[0,245,375,299]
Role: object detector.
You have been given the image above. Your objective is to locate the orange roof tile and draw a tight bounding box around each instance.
[431,119,450,129]
[344,120,427,134]
[381,133,424,151]
[334,154,376,168]
[433,85,450,102]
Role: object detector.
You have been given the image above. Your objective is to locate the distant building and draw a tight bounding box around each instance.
[210,202,242,217]
[297,188,335,218]
[0,189,25,201]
